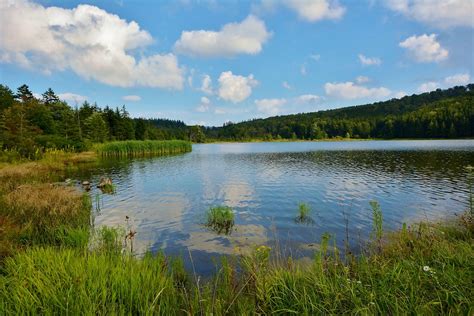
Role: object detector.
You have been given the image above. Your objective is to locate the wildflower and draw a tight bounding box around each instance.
[423,266,431,272]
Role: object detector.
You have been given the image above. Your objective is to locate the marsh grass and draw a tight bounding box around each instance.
[205,206,235,234]
[96,140,192,157]
[295,202,314,224]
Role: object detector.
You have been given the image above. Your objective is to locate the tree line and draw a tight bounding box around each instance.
[1,82,472,157]
[0,84,191,157]
[205,85,474,141]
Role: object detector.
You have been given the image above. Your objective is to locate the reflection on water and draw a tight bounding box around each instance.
[72,140,474,275]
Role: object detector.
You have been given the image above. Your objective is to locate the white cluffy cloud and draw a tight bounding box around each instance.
[196,96,211,112]
[296,94,321,104]
[58,92,87,104]
[218,71,258,103]
[255,94,322,116]
[122,95,141,102]
[358,54,381,66]
[418,73,471,93]
[282,81,291,89]
[417,81,439,93]
[444,73,470,86]
[385,0,473,29]
[356,76,370,84]
[399,34,448,63]
[284,0,346,22]
[324,81,391,100]
[174,15,271,57]
[200,74,213,94]
[255,98,287,116]
[0,1,184,89]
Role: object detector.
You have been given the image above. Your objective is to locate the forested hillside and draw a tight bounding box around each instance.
[205,84,474,140]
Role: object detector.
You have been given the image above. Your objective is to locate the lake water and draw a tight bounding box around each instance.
[77,140,474,275]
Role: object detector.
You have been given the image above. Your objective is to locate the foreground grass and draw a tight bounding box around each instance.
[96,140,192,157]
[1,218,473,314]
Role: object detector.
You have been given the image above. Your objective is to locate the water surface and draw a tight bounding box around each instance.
[77,140,474,275]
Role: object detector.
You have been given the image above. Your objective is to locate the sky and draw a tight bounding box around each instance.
[0,0,473,126]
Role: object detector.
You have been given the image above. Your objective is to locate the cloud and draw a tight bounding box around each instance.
[358,54,381,66]
[284,0,346,22]
[310,54,321,61]
[384,0,473,29]
[393,91,407,99]
[0,1,184,89]
[282,81,291,89]
[122,95,141,102]
[324,81,391,100]
[444,73,470,86]
[58,92,87,104]
[200,74,213,94]
[399,34,448,63]
[255,98,287,116]
[218,71,258,103]
[356,76,370,84]
[196,96,211,112]
[295,94,321,104]
[417,73,471,93]
[174,15,271,57]
[417,81,439,93]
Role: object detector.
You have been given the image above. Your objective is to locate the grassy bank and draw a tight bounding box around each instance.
[1,216,472,314]
[0,152,473,314]
[96,140,192,157]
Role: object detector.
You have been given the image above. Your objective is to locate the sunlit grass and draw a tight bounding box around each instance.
[95,140,192,157]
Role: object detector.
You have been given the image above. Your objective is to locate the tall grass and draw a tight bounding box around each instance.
[96,140,192,157]
[1,218,472,314]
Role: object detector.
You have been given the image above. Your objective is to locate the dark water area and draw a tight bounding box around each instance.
[72,140,474,275]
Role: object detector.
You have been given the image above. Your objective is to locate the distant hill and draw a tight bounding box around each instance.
[205,84,474,140]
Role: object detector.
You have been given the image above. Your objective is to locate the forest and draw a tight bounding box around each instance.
[0,83,473,157]
[206,84,474,140]
[0,84,190,157]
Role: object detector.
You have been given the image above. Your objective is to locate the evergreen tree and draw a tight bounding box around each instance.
[42,88,60,105]
[15,84,34,102]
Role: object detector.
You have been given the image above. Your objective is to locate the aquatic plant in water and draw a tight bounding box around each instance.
[205,206,235,234]
[295,202,314,224]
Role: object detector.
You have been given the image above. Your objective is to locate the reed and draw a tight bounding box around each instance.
[95,140,192,157]
[295,202,314,224]
[205,206,235,234]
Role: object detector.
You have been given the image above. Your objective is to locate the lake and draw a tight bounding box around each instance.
[76,140,474,275]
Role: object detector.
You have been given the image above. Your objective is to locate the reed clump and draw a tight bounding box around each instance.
[96,140,192,157]
[205,206,235,234]
[295,202,314,224]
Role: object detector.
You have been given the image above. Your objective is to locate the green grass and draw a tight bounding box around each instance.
[295,202,314,224]
[1,218,472,315]
[95,140,192,157]
[205,206,235,234]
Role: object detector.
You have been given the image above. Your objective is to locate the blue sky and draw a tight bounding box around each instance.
[0,0,472,126]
